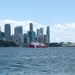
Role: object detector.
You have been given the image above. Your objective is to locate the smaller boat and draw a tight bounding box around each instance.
[28,42,48,48]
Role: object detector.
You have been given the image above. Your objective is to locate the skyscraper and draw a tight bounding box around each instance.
[28,23,36,43]
[37,29,40,38]
[40,28,43,35]
[28,31,36,43]
[43,35,49,44]
[46,26,50,43]
[14,26,23,36]
[30,23,33,31]
[14,26,23,45]
[23,34,30,45]
[5,24,11,41]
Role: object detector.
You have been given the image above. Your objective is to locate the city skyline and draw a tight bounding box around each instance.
[0,0,75,42]
[0,20,75,43]
[0,23,50,45]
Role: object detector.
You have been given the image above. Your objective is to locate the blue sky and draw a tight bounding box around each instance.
[0,0,75,42]
[0,0,75,26]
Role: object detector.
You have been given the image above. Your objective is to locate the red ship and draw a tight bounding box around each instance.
[28,42,48,48]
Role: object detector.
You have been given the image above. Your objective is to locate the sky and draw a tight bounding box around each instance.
[0,0,75,42]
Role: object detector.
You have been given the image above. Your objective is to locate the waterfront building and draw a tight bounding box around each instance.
[5,24,11,41]
[30,23,33,31]
[28,23,36,43]
[37,29,40,38]
[43,34,49,44]
[38,35,44,43]
[36,28,44,43]
[14,26,23,45]
[47,26,50,43]
[11,35,18,44]
[23,34,30,45]
[1,32,5,39]
[37,29,40,41]
[28,31,36,43]
[14,26,23,36]
[40,28,43,35]
[0,27,5,40]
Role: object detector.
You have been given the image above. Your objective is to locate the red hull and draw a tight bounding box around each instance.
[28,44,48,48]
[28,44,35,48]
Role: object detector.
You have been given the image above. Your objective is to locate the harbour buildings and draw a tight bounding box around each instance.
[0,22,50,46]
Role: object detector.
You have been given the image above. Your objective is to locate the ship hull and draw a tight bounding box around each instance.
[28,44,48,48]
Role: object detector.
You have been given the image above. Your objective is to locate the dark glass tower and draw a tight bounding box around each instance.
[5,24,11,41]
[47,26,50,43]
[30,23,33,31]
[28,23,36,43]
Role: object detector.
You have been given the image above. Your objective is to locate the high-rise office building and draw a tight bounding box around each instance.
[23,34,30,45]
[14,26,23,45]
[14,26,23,36]
[46,26,50,43]
[37,29,40,39]
[37,28,44,43]
[28,30,36,43]
[40,28,43,35]
[28,23,36,43]
[30,23,33,31]
[43,35,49,44]
[38,35,44,43]
[5,24,11,41]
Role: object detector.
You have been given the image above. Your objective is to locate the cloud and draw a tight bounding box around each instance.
[51,23,75,42]
[0,19,75,43]
[0,19,47,35]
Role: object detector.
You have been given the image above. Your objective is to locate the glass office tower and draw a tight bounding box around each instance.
[47,26,50,43]
[5,24,11,41]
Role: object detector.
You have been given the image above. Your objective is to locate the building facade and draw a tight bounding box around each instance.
[5,24,11,41]
[28,23,36,43]
[30,23,33,31]
[40,28,43,36]
[37,29,40,41]
[14,26,23,36]
[47,26,50,43]
[28,31,36,43]
[43,35,49,44]
[14,26,23,45]
[23,34,30,45]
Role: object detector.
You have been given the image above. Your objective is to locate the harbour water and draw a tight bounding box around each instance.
[0,47,75,75]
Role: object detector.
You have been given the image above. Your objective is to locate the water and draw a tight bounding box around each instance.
[0,47,75,75]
